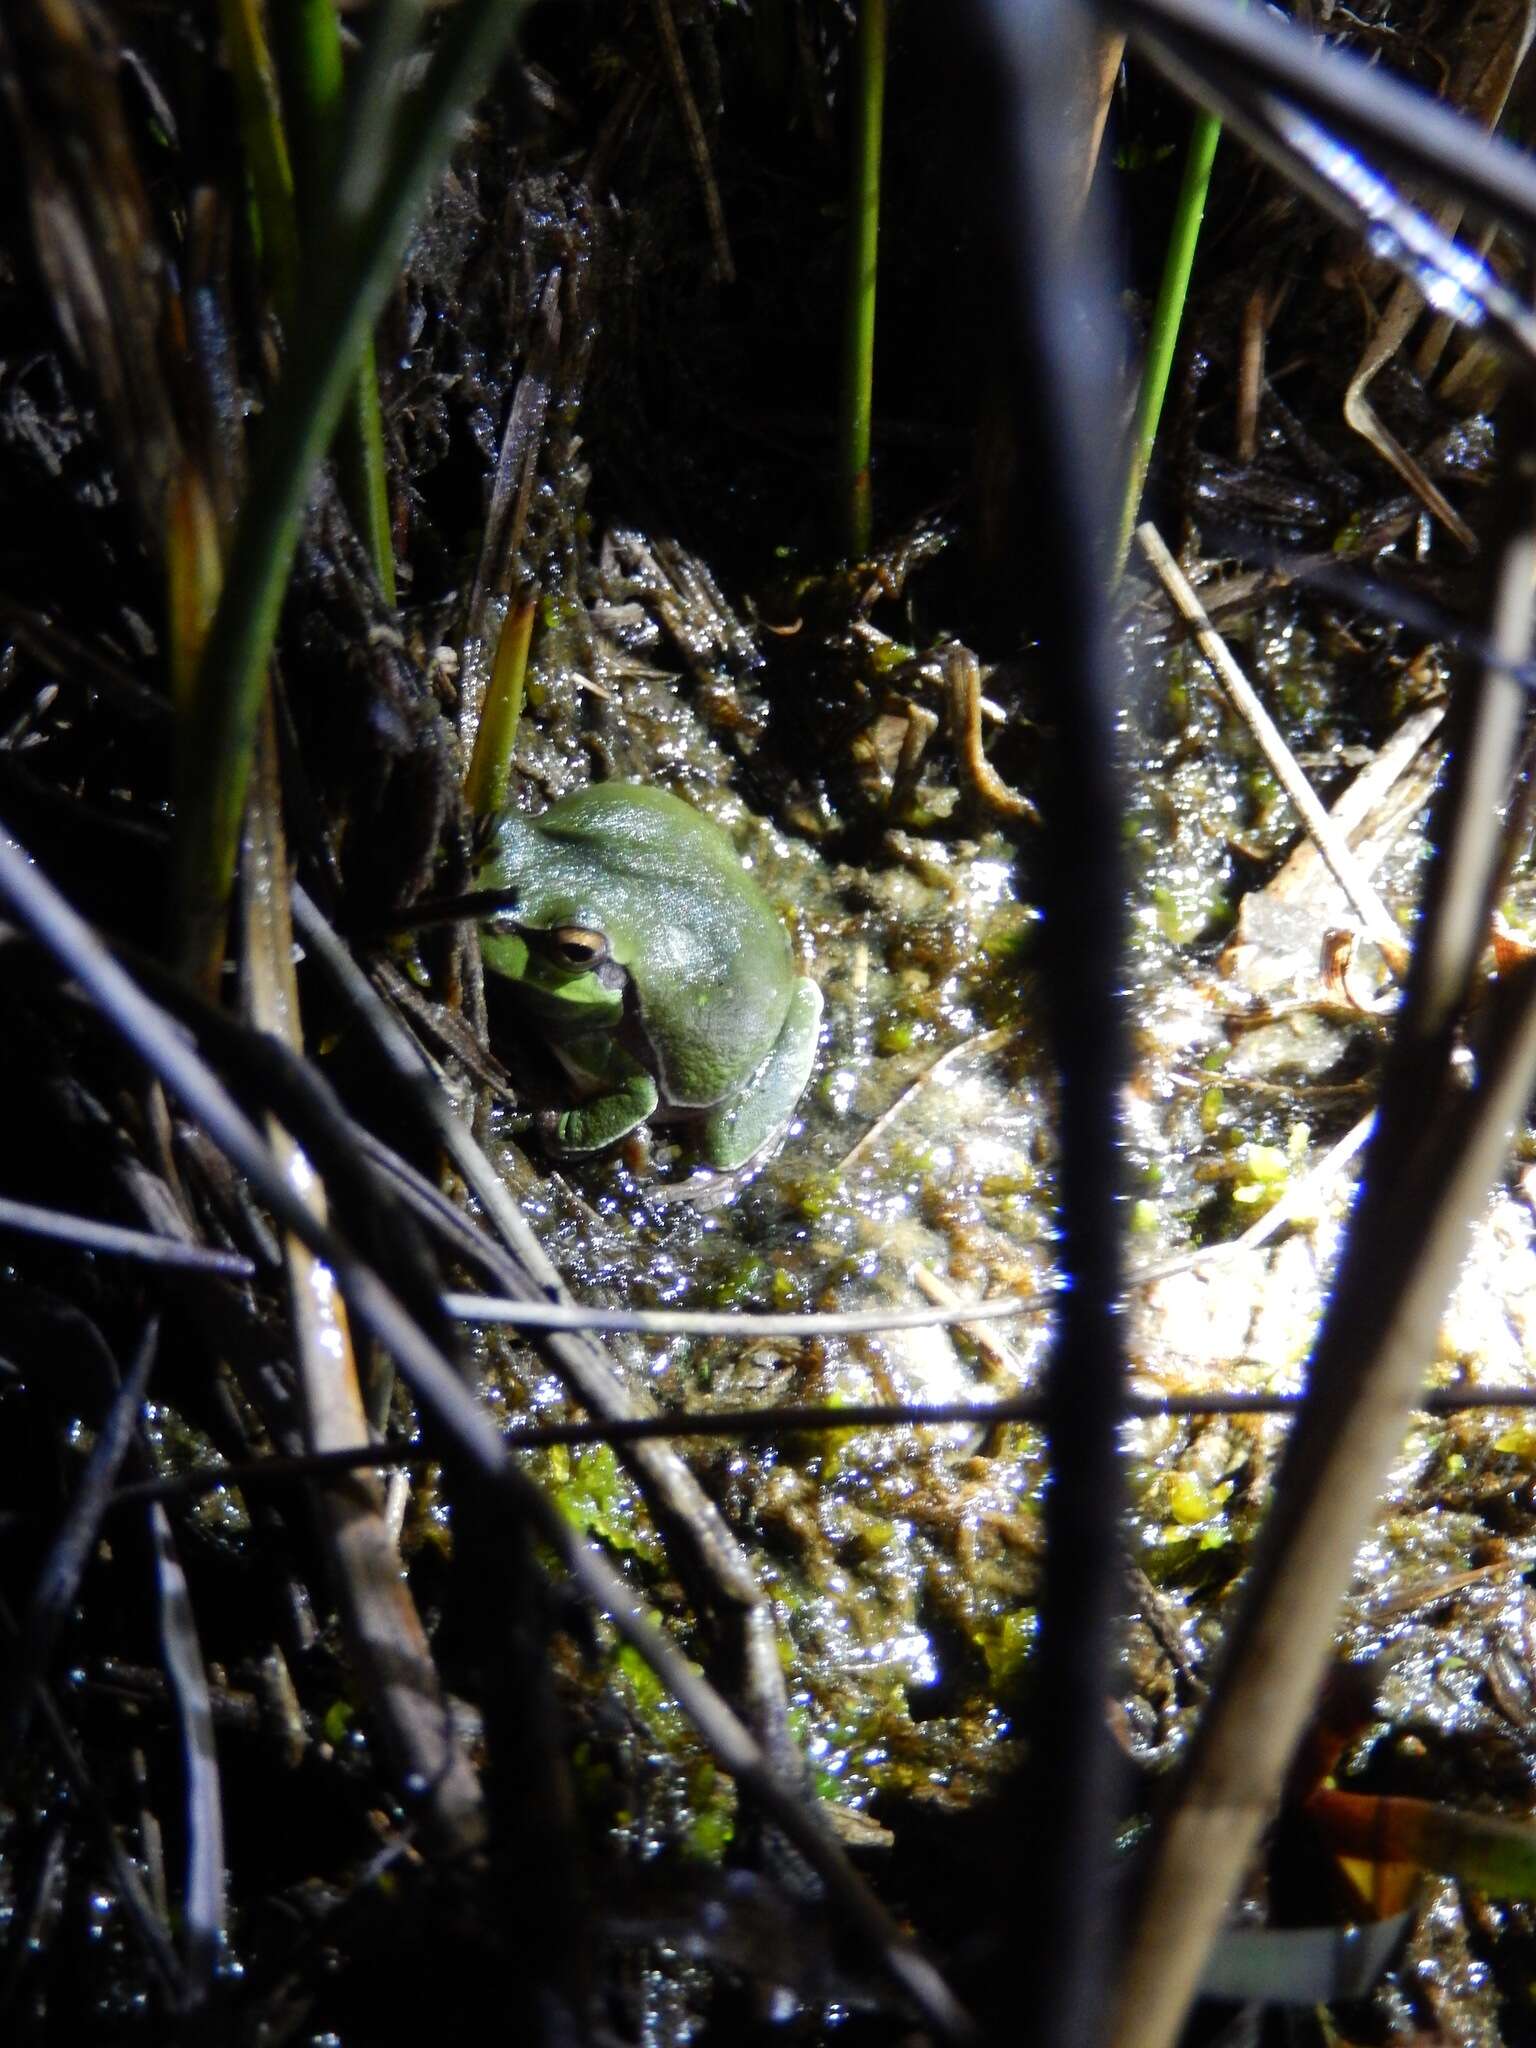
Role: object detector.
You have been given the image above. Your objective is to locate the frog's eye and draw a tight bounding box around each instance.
[547,925,610,970]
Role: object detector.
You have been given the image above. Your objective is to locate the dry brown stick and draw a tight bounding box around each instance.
[944,646,1039,822]
[1234,284,1268,462]
[1111,401,1536,2048]
[243,711,484,1857]
[0,0,183,541]
[912,1263,1034,1385]
[463,268,561,653]
[1340,0,1533,550]
[838,1025,1016,1173]
[1139,521,1410,975]
[1069,26,1126,214]
[1344,309,1480,551]
[292,886,806,1803]
[0,832,972,2039]
[148,1502,224,2000]
[649,0,734,281]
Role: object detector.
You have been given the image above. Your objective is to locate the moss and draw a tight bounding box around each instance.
[1130,1198,1160,1236]
[875,1013,918,1055]
[615,1641,669,1716]
[682,1778,735,1861]
[976,1607,1038,1694]
[710,1252,774,1307]
[768,1264,803,1309]
[322,1696,355,1746]
[789,1169,851,1222]
[551,1443,663,1565]
[1166,1471,1234,1528]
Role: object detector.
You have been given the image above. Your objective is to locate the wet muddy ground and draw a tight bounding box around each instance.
[8,1,1536,2039]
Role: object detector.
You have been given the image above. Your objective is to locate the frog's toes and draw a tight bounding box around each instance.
[546,1066,660,1157]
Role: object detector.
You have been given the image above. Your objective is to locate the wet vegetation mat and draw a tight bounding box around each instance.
[7,1,1536,2044]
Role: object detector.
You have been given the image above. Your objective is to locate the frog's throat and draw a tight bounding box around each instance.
[492,952,628,1036]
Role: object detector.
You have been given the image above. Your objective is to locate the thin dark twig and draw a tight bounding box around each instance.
[366,883,531,933]
[1132,31,1536,371]
[148,1502,225,2003]
[0,1818,67,2017]
[3,1317,160,1773]
[93,1376,1536,1516]
[0,820,516,1464]
[464,269,562,645]
[0,828,971,2040]
[965,4,1130,2042]
[1109,358,1536,2048]
[0,1196,256,1275]
[649,0,734,282]
[1156,534,1536,690]
[1113,0,1536,242]
[0,1599,184,2000]
[291,888,810,1811]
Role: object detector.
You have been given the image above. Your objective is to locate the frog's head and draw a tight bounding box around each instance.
[482,909,628,1026]
[521,921,629,992]
[475,782,821,1172]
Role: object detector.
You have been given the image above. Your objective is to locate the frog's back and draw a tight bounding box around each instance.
[497,783,796,1109]
[537,781,748,868]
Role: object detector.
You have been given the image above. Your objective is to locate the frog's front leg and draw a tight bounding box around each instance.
[547,1035,659,1156]
[701,977,824,1171]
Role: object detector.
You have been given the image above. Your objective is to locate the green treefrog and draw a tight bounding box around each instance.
[479,782,823,1172]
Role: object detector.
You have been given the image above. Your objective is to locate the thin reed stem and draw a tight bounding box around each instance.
[839,0,886,559]
[1117,105,1222,569]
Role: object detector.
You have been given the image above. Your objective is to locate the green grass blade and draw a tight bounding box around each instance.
[1116,105,1222,572]
[270,0,346,212]
[464,587,536,821]
[339,335,397,606]
[176,0,526,987]
[220,0,301,324]
[838,0,886,561]
[272,0,398,606]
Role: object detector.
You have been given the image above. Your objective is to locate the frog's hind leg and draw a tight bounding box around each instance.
[548,1037,659,1155]
[701,977,824,1171]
